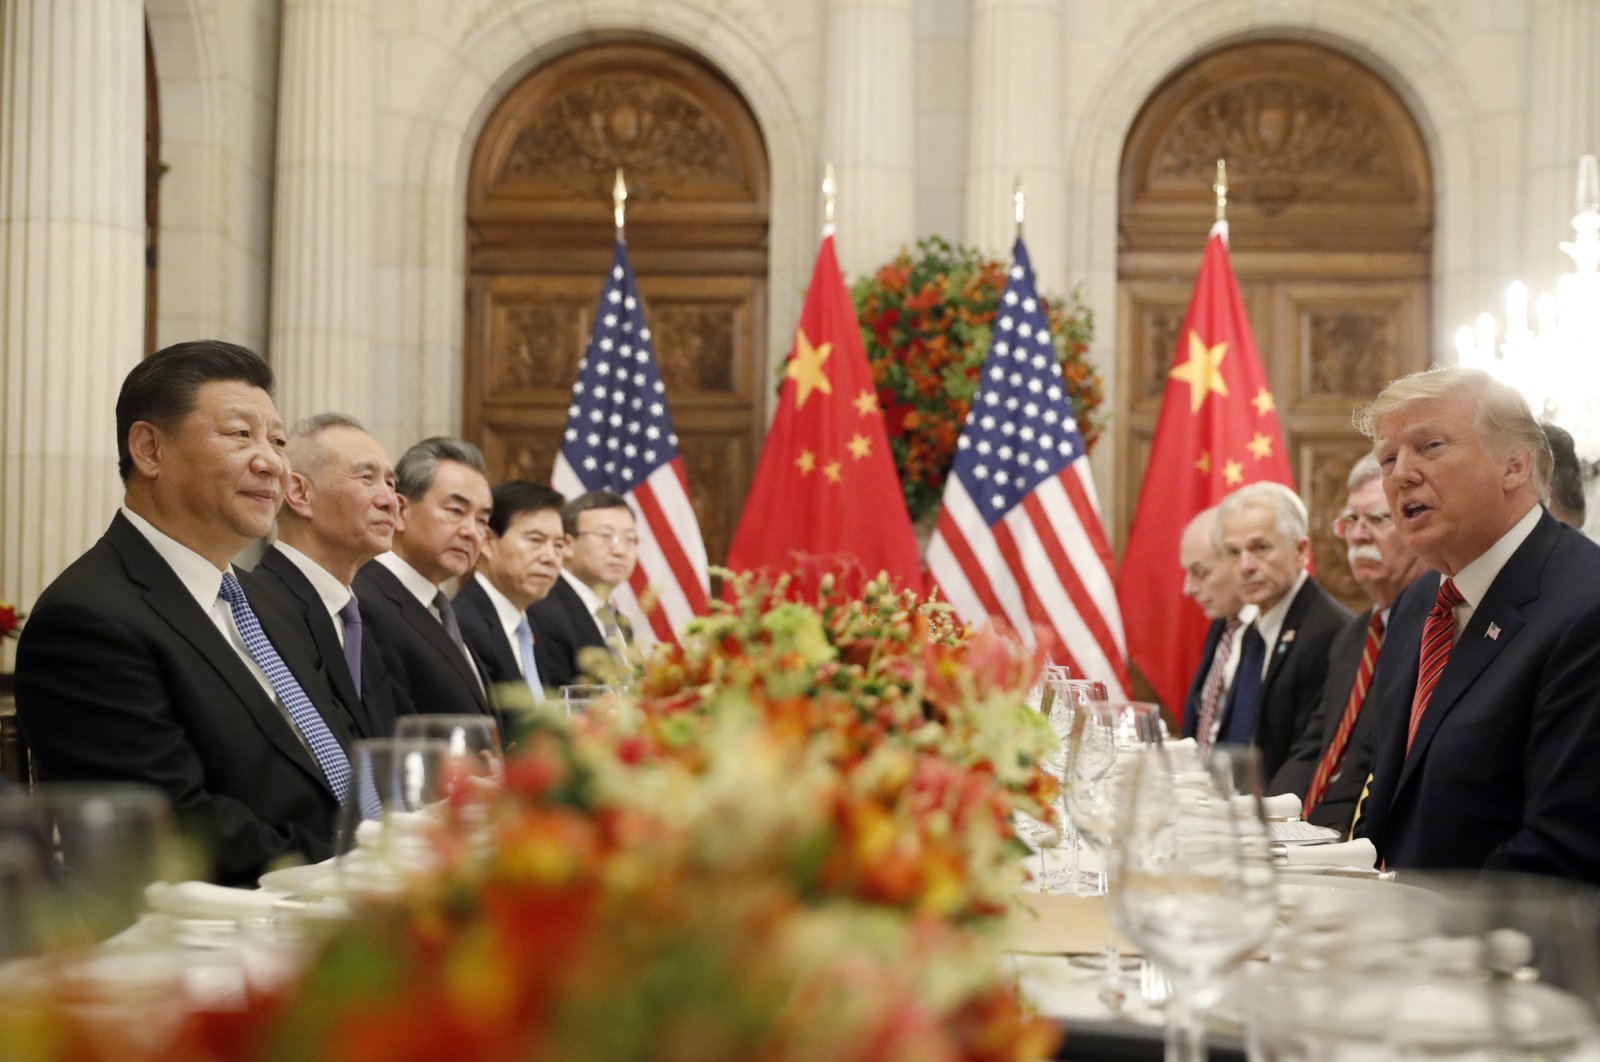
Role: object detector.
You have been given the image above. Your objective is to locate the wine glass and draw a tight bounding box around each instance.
[334,738,471,899]
[395,714,504,783]
[1064,699,1162,988]
[1037,677,1107,896]
[1114,744,1278,1062]
[559,684,615,717]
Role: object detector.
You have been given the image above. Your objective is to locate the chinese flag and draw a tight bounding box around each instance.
[726,234,924,593]
[1118,221,1294,718]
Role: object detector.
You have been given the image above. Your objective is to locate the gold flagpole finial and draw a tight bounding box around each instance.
[1213,159,1228,222]
[822,163,836,229]
[1013,175,1025,237]
[613,168,628,232]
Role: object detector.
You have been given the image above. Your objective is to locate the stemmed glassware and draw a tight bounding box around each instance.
[1037,675,1107,896]
[1064,699,1162,987]
[395,714,504,784]
[1113,744,1278,1062]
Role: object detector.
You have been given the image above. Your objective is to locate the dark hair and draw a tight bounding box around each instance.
[1542,421,1587,526]
[488,481,565,536]
[561,490,634,536]
[393,437,487,500]
[115,340,273,480]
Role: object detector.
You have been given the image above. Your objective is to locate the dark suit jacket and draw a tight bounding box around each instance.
[1358,511,1600,882]
[1181,618,1230,740]
[353,560,490,718]
[453,577,524,689]
[245,546,411,739]
[1213,578,1351,781]
[1268,608,1385,833]
[526,575,607,689]
[14,513,355,884]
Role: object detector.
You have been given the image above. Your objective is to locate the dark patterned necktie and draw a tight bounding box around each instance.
[1219,624,1266,746]
[338,596,363,690]
[1195,617,1241,750]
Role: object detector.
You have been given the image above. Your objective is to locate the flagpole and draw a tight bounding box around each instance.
[613,167,627,239]
[822,163,836,237]
[1212,158,1229,244]
[1013,175,1025,239]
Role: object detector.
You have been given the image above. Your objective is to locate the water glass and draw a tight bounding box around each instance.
[560,684,615,717]
[395,714,504,783]
[334,738,466,899]
[1114,744,1278,1062]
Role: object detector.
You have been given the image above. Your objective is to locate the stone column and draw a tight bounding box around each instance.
[268,0,375,424]
[1523,0,1600,297]
[823,0,916,278]
[0,0,145,644]
[965,0,1066,286]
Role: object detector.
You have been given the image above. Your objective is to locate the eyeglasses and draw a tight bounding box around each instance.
[1332,509,1393,539]
[574,530,640,549]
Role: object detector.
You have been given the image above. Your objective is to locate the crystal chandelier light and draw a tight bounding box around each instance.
[1454,155,1600,464]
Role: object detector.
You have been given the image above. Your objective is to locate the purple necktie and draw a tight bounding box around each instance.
[338,596,363,691]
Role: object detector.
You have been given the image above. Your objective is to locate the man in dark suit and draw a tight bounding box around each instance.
[528,491,640,688]
[1211,482,1351,780]
[454,481,566,706]
[1178,506,1245,746]
[354,437,495,717]
[1356,367,1600,882]
[15,341,360,884]
[1268,454,1427,832]
[245,413,411,739]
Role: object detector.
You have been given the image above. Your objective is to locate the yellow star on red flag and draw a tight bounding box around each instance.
[847,433,871,460]
[1169,330,1230,413]
[1195,451,1212,475]
[1223,458,1245,486]
[1251,387,1276,416]
[786,328,834,409]
[852,389,879,417]
[1247,433,1273,460]
[795,449,816,475]
[823,460,842,484]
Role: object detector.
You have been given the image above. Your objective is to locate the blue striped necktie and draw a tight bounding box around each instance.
[218,571,353,806]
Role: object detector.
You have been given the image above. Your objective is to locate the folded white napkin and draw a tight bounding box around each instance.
[1260,793,1303,820]
[144,881,280,920]
[1280,837,1378,869]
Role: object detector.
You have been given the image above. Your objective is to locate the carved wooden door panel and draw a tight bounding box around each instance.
[465,43,769,567]
[1116,41,1433,611]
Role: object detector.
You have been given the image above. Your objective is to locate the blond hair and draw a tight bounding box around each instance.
[1354,366,1551,498]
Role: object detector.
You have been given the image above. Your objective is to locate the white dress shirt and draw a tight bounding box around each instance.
[474,572,528,673]
[1444,503,1541,641]
[1238,569,1310,682]
[274,540,357,645]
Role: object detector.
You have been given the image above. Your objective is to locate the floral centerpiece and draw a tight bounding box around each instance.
[0,598,22,639]
[5,577,1062,1061]
[853,237,1103,524]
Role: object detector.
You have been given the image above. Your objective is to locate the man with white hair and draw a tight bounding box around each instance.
[1268,454,1427,832]
[1356,367,1600,881]
[1178,507,1246,744]
[1211,481,1352,779]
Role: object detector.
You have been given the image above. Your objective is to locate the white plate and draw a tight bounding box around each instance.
[258,857,342,896]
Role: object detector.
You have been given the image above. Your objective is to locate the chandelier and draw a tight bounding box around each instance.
[1454,155,1600,464]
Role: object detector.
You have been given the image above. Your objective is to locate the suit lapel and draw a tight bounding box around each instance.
[262,550,369,736]
[107,518,331,792]
[374,566,488,709]
[1395,523,1551,792]
[1259,581,1315,704]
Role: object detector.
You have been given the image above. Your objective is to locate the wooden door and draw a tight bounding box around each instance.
[465,43,769,566]
[1116,41,1434,610]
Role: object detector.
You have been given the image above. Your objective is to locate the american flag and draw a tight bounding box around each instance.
[550,238,709,650]
[925,238,1130,695]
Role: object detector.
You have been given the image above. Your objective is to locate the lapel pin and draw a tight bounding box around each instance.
[1281,629,1296,644]
[1486,622,1501,641]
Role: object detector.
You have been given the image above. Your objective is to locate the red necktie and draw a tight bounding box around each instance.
[1405,578,1464,755]
[1303,611,1385,814]
[1195,617,1241,751]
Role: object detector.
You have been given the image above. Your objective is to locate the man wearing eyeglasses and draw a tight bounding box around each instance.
[528,490,641,688]
[1212,482,1352,780]
[1268,455,1427,832]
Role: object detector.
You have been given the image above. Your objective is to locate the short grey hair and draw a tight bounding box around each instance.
[286,413,367,478]
[1346,453,1382,493]
[1354,366,1551,498]
[1215,481,1309,549]
[394,436,487,500]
